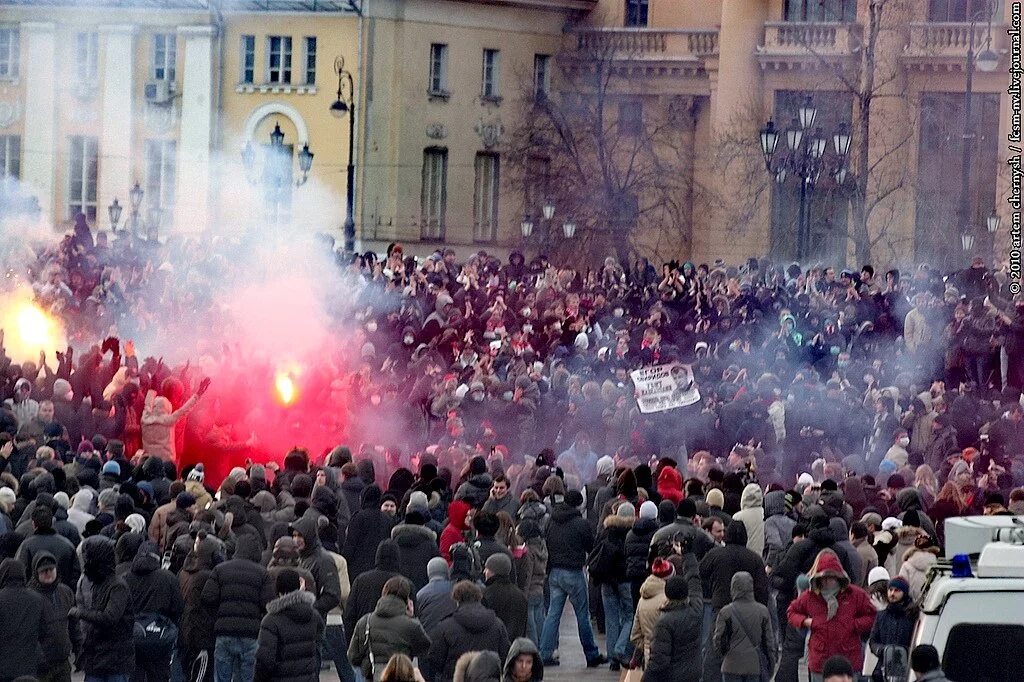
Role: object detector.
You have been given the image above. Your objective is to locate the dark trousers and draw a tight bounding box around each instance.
[133,656,171,682]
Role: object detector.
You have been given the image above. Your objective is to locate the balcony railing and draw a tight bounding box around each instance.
[760,21,862,57]
[904,22,1006,63]
[570,27,719,61]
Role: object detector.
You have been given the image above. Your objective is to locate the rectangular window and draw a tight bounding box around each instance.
[145,139,177,226]
[524,155,550,219]
[68,136,98,221]
[618,100,642,135]
[625,0,648,27]
[0,135,19,178]
[267,36,292,84]
[303,36,316,85]
[429,43,448,94]
[153,33,176,81]
[0,27,18,79]
[240,35,255,83]
[533,54,550,100]
[421,148,448,239]
[927,0,1002,21]
[75,32,99,82]
[481,48,500,99]
[473,152,500,242]
[784,0,857,21]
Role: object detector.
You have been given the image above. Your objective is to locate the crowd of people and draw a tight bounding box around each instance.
[1,215,1020,682]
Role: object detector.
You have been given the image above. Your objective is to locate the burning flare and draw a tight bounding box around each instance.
[0,291,66,362]
[275,370,297,406]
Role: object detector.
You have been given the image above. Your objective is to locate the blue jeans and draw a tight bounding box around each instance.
[214,636,257,682]
[326,623,355,682]
[601,582,633,661]
[527,594,545,646]
[539,568,600,662]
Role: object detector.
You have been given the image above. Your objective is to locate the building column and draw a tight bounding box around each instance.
[98,24,137,231]
[20,22,57,225]
[175,24,216,235]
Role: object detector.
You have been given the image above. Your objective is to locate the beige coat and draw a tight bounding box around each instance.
[629,574,668,661]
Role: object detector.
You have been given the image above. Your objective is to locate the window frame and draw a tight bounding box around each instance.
[624,0,649,27]
[421,147,449,240]
[473,152,501,243]
[429,43,449,95]
[303,36,316,85]
[618,100,643,136]
[75,31,100,83]
[481,48,501,100]
[240,34,256,84]
[67,135,98,221]
[267,35,293,85]
[153,32,177,82]
[144,139,177,227]
[533,54,551,100]
[0,26,19,79]
[0,135,20,179]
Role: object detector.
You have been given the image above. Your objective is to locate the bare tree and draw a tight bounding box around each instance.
[505,33,707,266]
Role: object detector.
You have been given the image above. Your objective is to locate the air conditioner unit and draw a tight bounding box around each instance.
[144,80,171,105]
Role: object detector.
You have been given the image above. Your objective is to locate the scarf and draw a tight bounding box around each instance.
[820,585,840,620]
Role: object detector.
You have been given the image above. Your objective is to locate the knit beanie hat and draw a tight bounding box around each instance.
[53,492,70,510]
[706,488,725,508]
[102,461,120,477]
[407,490,429,513]
[867,566,890,585]
[427,556,450,581]
[617,502,636,519]
[187,464,205,483]
[797,472,814,489]
[888,576,910,594]
[784,490,802,514]
[639,500,658,520]
[176,492,196,510]
[485,552,512,577]
[125,513,146,534]
[596,456,615,477]
[665,575,689,600]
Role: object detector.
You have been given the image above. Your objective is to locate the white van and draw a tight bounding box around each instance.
[909,516,1024,681]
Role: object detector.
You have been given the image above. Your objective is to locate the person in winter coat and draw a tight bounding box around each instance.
[657,466,684,506]
[0,557,51,681]
[828,518,864,587]
[440,500,473,563]
[68,488,96,533]
[125,540,185,682]
[254,569,325,682]
[201,533,275,682]
[883,523,926,579]
[850,522,878,588]
[348,576,431,681]
[74,535,136,680]
[629,557,674,663]
[266,536,317,598]
[515,519,547,645]
[392,510,442,591]
[427,580,510,682]
[896,535,939,602]
[786,549,876,677]
[417,557,457,634]
[140,380,208,462]
[503,637,543,682]
[538,490,603,667]
[625,501,660,601]
[731,484,765,558]
[16,505,79,591]
[641,564,705,682]
[867,576,917,682]
[713,572,776,682]
[30,551,79,682]
[345,539,403,645]
[593,502,635,668]
[699,521,771,612]
[652,499,716,561]
[179,534,222,682]
[762,490,797,571]
[344,485,397,580]
[454,650,503,682]
[455,457,494,509]
[482,553,528,641]
[909,644,952,682]
[289,516,341,620]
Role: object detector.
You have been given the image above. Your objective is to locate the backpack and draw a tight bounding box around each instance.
[586,537,618,583]
[452,541,484,581]
[134,611,178,662]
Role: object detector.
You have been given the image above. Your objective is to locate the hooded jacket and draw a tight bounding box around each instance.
[868,592,916,662]
[343,539,402,645]
[898,544,939,602]
[640,554,704,682]
[731,484,765,557]
[392,521,441,590]
[124,541,185,623]
[427,602,510,682]
[0,557,51,679]
[140,391,198,461]
[656,466,684,506]
[179,536,221,654]
[699,521,770,611]
[441,500,473,563]
[593,512,633,584]
[762,490,796,570]
[624,516,659,580]
[772,519,857,604]
[290,515,342,617]
[828,517,865,587]
[78,536,135,676]
[201,534,275,639]
[342,485,395,579]
[895,488,938,542]
[713,572,775,677]
[502,636,543,682]
[29,551,78,672]
[16,521,80,591]
[786,549,876,673]
[68,488,97,532]
[630,574,668,659]
[483,570,528,642]
[347,594,432,680]
[255,589,325,682]
[545,500,595,571]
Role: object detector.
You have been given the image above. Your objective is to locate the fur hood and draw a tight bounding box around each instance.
[267,588,316,615]
[391,522,437,544]
[901,544,939,567]
[603,513,635,530]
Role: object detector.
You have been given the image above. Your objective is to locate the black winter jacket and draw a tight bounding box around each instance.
[29,552,78,673]
[698,522,771,611]
[594,513,633,584]
[291,515,342,618]
[16,527,80,590]
[426,602,510,682]
[545,502,594,571]
[640,559,704,682]
[482,574,528,640]
[625,517,659,580]
[201,535,274,639]
[124,546,185,622]
[0,558,51,680]
[78,537,135,676]
[342,486,395,579]
[344,540,402,645]
[392,523,441,591]
[347,594,432,680]
[255,589,325,682]
[771,525,857,604]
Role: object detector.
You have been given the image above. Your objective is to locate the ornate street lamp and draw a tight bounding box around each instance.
[108,198,122,232]
[797,96,817,131]
[562,221,576,239]
[542,201,555,221]
[520,216,534,238]
[961,232,976,252]
[759,120,779,169]
[987,209,1001,234]
[331,55,357,253]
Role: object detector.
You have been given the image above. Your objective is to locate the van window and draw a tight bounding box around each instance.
[943,623,1024,681]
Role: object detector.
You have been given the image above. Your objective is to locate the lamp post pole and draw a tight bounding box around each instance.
[331,56,357,253]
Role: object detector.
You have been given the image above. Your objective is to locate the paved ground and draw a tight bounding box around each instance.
[72,602,809,680]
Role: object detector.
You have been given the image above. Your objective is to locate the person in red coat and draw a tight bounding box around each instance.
[787,548,876,677]
[440,500,473,563]
[656,466,684,505]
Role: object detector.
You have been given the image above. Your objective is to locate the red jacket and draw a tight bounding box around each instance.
[656,466,683,505]
[440,500,472,563]
[786,550,876,673]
